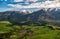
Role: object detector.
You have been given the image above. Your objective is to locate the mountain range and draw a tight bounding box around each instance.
[0,8,60,26]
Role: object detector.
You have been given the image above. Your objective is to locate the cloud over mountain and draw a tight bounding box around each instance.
[0,0,60,12]
[8,0,60,9]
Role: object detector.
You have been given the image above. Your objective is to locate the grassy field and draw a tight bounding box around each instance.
[0,21,60,39]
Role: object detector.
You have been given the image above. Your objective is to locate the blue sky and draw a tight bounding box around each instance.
[0,0,57,12]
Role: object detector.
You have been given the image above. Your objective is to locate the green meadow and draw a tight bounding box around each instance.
[0,21,60,39]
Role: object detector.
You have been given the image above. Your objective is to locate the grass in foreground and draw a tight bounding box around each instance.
[0,21,60,39]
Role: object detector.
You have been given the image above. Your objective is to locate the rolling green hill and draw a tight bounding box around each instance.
[0,21,60,39]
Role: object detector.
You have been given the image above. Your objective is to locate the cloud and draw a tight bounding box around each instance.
[14,0,38,2]
[14,0,23,2]
[8,3,41,8]
[41,0,60,8]
[8,0,60,9]
[26,0,38,2]
[0,8,14,12]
